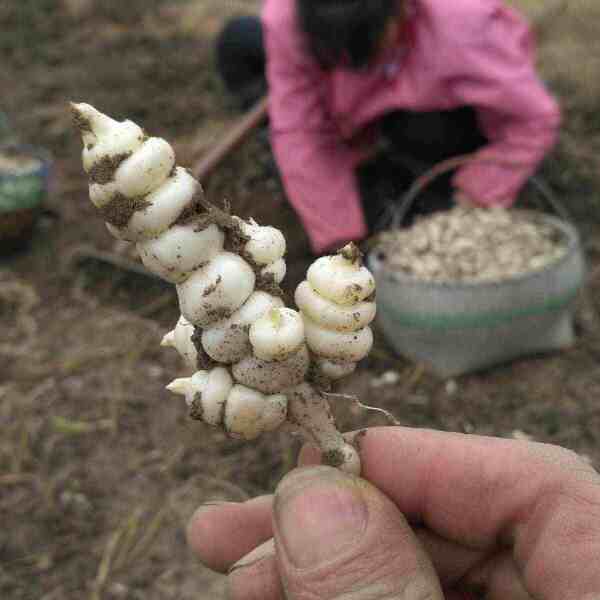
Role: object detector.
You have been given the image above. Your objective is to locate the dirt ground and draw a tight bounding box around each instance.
[1,1,600,599]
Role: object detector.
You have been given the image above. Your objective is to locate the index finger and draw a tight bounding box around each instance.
[303,427,597,547]
[300,426,600,598]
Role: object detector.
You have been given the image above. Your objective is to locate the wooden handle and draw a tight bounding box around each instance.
[193,95,269,182]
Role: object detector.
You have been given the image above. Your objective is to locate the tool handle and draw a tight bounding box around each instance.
[194,95,269,182]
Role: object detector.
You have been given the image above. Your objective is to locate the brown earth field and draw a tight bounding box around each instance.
[1,1,599,599]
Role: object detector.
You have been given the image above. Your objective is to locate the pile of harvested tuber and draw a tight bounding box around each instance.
[71,103,376,475]
[376,206,568,282]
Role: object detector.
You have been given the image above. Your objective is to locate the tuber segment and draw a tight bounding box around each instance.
[296,244,376,380]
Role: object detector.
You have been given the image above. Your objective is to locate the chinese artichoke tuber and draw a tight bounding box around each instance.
[71,102,376,475]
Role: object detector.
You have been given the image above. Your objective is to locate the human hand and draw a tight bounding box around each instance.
[187,427,600,599]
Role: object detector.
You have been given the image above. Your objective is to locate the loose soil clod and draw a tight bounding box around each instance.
[88,152,132,185]
[70,104,93,134]
[98,192,152,228]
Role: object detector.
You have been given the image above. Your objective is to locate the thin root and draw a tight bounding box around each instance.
[323,392,401,426]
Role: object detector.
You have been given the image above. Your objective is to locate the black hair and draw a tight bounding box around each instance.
[297,0,400,70]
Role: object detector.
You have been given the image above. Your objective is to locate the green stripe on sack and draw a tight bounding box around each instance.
[379,288,579,330]
[0,175,45,212]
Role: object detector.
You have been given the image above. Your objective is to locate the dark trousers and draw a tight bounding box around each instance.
[216,16,487,230]
[215,15,267,109]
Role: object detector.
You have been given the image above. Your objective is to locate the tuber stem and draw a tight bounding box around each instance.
[286,383,360,475]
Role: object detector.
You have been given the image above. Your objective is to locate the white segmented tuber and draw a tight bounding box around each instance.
[167,368,232,426]
[78,106,145,173]
[201,292,285,364]
[296,244,376,379]
[167,371,287,440]
[303,317,374,362]
[118,137,176,198]
[198,291,283,364]
[224,386,288,440]
[249,307,305,361]
[318,359,357,380]
[238,218,286,265]
[233,344,311,394]
[295,280,376,332]
[176,252,256,327]
[261,257,286,285]
[72,103,378,474]
[308,251,375,305]
[161,316,197,370]
[139,223,225,284]
[105,168,200,241]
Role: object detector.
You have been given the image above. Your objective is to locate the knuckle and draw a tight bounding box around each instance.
[290,558,441,600]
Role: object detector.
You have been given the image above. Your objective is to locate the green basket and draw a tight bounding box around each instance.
[0,144,53,249]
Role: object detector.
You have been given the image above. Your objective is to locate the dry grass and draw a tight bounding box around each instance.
[504,0,600,216]
[531,1,600,113]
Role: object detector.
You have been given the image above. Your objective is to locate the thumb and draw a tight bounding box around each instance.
[272,466,444,600]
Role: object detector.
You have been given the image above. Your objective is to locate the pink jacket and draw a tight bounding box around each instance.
[262,0,561,253]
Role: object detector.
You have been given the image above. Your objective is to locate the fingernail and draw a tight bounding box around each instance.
[203,500,230,506]
[228,539,275,574]
[274,466,368,569]
[187,501,233,530]
[192,500,233,514]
